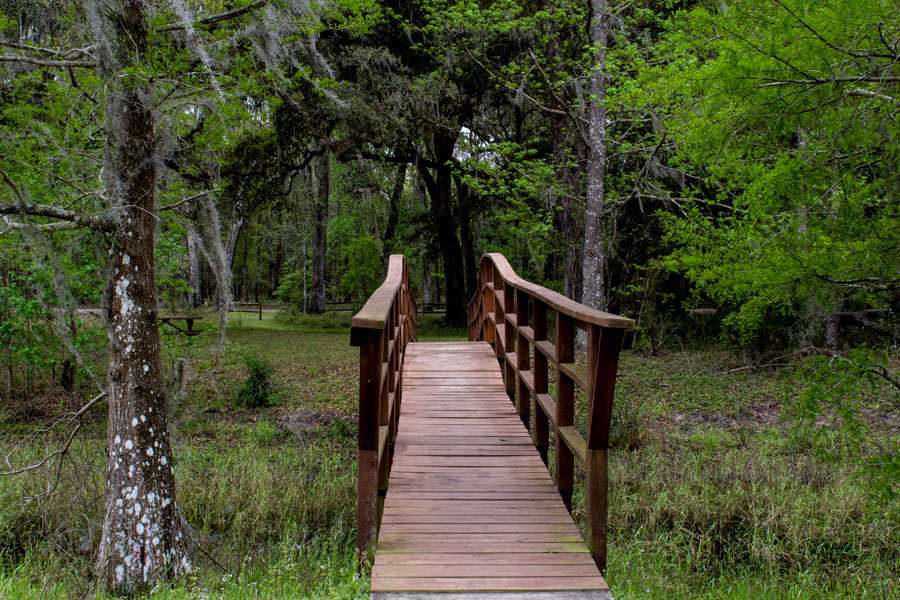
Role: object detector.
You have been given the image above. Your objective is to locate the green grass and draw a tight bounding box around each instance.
[1,314,898,599]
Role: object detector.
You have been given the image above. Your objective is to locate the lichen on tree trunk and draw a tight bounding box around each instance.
[85,0,190,590]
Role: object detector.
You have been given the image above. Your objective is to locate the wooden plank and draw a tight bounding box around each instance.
[380,514,576,525]
[374,553,596,566]
[372,564,600,578]
[371,577,608,592]
[376,542,590,554]
[385,492,564,501]
[378,533,585,544]
[379,523,580,534]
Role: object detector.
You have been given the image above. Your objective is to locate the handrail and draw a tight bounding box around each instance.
[466,252,634,574]
[350,255,418,567]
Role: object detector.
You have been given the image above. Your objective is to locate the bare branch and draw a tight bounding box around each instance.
[814,272,900,290]
[158,0,266,32]
[159,190,220,211]
[1,391,106,477]
[0,54,96,68]
[758,76,900,88]
[2,219,80,232]
[846,87,899,104]
[0,202,109,231]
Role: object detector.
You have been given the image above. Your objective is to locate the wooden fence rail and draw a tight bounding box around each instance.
[350,255,418,567]
[466,252,634,573]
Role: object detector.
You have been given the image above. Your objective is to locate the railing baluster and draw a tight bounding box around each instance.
[555,312,575,511]
[532,299,549,466]
[515,289,530,426]
[503,283,516,400]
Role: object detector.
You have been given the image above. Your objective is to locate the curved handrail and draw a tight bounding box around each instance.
[350,254,417,568]
[351,254,408,331]
[466,251,633,573]
[470,253,634,329]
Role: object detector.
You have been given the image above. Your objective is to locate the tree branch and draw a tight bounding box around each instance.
[758,75,900,88]
[0,54,96,68]
[1,391,106,477]
[158,0,267,32]
[846,87,899,104]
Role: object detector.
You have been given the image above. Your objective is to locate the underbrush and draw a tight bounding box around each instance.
[1,317,898,599]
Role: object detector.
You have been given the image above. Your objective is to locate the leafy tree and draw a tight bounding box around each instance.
[648,0,900,348]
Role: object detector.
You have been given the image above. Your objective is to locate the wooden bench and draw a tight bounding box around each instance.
[231,302,262,320]
[158,316,203,336]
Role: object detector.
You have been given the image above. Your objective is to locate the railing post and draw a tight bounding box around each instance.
[484,262,496,344]
[503,284,516,401]
[356,327,382,567]
[555,313,575,511]
[585,324,624,574]
[532,299,549,466]
[515,289,530,426]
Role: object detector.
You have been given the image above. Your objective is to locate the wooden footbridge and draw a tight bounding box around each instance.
[351,254,634,599]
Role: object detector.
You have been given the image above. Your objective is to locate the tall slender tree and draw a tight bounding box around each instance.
[583,0,610,311]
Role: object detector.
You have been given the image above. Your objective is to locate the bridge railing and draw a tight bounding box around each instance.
[350,255,417,566]
[466,252,634,573]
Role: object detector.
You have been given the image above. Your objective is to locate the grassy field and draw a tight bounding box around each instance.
[1,313,898,599]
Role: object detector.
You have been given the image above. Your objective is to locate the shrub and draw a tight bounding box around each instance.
[234,352,276,408]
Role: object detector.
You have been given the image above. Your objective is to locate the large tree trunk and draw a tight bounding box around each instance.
[582,0,609,311]
[546,18,585,303]
[418,130,467,327]
[454,174,478,301]
[309,144,330,314]
[91,0,189,591]
[382,162,407,253]
[214,196,244,311]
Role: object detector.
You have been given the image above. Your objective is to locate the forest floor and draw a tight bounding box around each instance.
[0,313,898,599]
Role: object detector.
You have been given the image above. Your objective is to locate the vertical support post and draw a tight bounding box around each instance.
[494,278,505,363]
[503,284,516,401]
[515,289,530,427]
[555,312,575,511]
[585,324,624,574]
[356,328,382,567]
[532,299,549,466]
[484,262,496,345]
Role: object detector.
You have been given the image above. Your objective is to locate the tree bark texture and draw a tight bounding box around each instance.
[187,228,201,307]
[582,0,609,311]
[382,162,407,253]
[217,197,245,310]
[418,130,467,327]
[309,144,330,314]
[90,0,189,591]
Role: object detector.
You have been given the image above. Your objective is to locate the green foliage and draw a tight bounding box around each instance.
[275,271,310,313]
[646,0,900,347]
[786,347,900,509]
[339,236,382,301]
[234,352,277,408]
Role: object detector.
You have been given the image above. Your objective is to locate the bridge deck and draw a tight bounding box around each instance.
[371,341,611,599]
